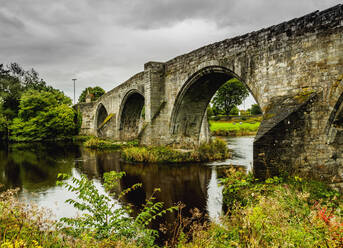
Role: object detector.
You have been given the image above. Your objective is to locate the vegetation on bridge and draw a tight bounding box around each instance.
[78,86,105,103]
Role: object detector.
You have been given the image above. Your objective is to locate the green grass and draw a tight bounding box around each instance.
[1,169,342,247]
[209,120,260,136]
[84,137,138,150]
[177,169,343,248]
[122,138,231,163]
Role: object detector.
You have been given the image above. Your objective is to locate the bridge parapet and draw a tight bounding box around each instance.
[77,5,343,189]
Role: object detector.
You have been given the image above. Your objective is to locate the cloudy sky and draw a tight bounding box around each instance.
[1,0,341,107]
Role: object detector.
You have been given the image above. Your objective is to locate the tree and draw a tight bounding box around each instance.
[212,78,249,115]
[251,104,262,115]
[78,86,105,103]
[0,63,78,141]
[0,63,52,120]
[229,106,239,115]
[9,90,81,141]
[207,106,214,118]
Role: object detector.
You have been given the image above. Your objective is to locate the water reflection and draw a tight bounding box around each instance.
[207,167,223,222]
[77,147,213,221]
[0,142,80,191]
[208,136,254,171]
[0,136,254,229]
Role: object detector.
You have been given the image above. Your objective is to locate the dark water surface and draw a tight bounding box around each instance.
[0,136,254,236]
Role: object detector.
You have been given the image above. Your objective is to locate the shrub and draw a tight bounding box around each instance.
[57,171,177,247]
[213,168,343,247]
[0,188,84,247]
[9,90,80,141]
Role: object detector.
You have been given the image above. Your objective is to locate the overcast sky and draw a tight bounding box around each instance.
[1,0,341,108]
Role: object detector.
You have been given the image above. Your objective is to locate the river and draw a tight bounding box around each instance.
[0,136,254,240]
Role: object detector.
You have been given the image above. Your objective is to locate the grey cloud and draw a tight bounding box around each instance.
[91,0,342,29]
[0,8,25,36]
[0,0,341,101]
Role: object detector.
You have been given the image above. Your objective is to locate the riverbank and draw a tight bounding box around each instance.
[83,136,138,149]
[183,169,343,247]
[82,137,231,163]
[1,169,341,247]
[122,138,231,163]
[209,118,260,136]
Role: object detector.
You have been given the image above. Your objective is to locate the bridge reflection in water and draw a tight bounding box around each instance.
[0,137,253,241]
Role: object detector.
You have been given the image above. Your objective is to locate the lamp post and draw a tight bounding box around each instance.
[72,78,77,105]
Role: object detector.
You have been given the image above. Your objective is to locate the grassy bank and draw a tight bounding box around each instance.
[1,170,342,247]
[84,137,138,150]
[209,119,260,136]
[122,138,230,163]
[179,169,343,247]
[0,189,137,247]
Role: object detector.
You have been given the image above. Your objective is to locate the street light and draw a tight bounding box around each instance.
[72,78,77,105]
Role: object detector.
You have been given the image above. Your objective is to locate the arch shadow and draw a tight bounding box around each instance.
[95,103,108,130]
[118,89,145,140]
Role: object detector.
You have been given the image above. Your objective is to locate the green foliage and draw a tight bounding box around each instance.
[206,106,214,119]
[0,187,149,247]
[84,137,138,149]
[0,63,54,121]
[0,112,7,138]
[229,105,239,115]
[212,78,249,115]
[9,90,80,141]
[208,168,343,247]
[0,63,77,141]
[176,170,343,247]
[197,138,230,161]
[122,138,231,163]
[57,171,177,247]
[250,103,262,115]
[78,86,105,103]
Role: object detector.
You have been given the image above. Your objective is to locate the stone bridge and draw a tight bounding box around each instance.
[77,5,343,189]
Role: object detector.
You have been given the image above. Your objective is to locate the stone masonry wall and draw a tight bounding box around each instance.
[78,5,343,188]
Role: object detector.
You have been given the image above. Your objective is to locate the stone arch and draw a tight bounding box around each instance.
[170,65,259,146]
[95,103,108,130]
[118,89,145,140]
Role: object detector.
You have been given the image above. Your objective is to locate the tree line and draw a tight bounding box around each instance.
[0,63,81,141]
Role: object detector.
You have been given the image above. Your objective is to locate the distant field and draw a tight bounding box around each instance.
[209,120,260,136]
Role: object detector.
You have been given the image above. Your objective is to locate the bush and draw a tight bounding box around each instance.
[57,171,177,247]
[229,106,239,115]
[251,104,262,115]
[213,168,343,247]
[9,90,81,141]
[0,173,176,248]
[211,115,220,121]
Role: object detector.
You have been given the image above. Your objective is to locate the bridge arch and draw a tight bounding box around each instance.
[170,66,260,146]
[95,103,108,131]
[118,89,145,140]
